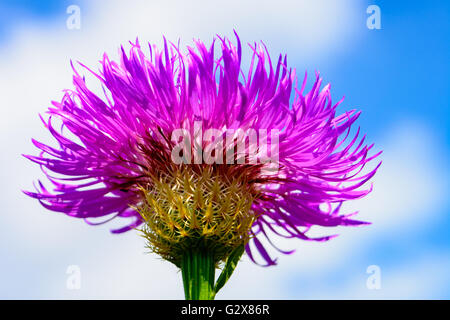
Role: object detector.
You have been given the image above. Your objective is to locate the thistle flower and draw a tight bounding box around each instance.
[24,33,380,299]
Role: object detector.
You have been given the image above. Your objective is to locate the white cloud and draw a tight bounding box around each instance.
[218,121,450,299]
[348,120,449,230]
[302,252,450,299]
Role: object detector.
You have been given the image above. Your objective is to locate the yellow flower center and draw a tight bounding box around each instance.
[136,166,257,267]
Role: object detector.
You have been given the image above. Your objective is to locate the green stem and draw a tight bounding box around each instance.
[181,249,215,300]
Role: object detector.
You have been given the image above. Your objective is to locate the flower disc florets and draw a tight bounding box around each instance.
[137,165,258,266]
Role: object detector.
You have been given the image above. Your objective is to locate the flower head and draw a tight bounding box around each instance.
[25,33,381,267]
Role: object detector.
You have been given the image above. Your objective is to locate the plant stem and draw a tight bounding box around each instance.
[181,249,215,300]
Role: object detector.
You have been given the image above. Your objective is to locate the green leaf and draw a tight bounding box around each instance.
[213,244,245,297]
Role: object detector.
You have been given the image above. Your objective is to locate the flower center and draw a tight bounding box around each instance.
[136,166,257,267]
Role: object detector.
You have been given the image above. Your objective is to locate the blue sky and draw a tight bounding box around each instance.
[0,0,66,40]
[0,0,448,299]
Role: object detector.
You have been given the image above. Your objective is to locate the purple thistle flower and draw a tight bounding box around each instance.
[24,33,381,269]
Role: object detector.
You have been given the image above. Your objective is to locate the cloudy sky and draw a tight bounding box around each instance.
[0,0,449,299]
